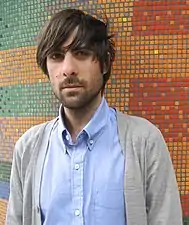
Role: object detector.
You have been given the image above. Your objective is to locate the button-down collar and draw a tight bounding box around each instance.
[58,97,110,152]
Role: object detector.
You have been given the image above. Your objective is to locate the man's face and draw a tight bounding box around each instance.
[46,32,103,109]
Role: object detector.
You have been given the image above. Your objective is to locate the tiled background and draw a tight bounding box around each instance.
[0,0,189,224]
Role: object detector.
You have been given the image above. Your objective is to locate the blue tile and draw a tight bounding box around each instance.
[0,181,9,200]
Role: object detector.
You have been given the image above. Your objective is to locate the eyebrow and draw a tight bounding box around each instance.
[55,44,92,53]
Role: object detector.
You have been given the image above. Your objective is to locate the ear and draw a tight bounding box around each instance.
[103,52,110,75]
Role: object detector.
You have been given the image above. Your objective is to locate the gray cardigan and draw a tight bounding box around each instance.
[6,111,183,225]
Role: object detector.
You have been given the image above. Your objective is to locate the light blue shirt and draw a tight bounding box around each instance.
[40,98,126,225]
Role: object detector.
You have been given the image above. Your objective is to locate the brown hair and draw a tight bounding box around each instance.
[36,8,115,91]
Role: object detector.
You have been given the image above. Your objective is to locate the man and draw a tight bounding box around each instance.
[6,8,182,225]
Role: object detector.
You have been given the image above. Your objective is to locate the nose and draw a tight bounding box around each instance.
[61,52,78,77]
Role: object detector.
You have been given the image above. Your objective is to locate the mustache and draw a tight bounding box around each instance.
[60,76,84,88]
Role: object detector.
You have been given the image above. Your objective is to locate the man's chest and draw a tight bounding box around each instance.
[40,128,126,225]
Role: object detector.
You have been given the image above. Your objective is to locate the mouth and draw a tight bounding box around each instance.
[61,85,83,89]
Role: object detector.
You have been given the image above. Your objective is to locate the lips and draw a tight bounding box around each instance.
[61,84,83,89]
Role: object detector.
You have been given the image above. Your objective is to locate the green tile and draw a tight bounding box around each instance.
[183,217,189,225]
[0,161,12,182]
[0,82,59,117]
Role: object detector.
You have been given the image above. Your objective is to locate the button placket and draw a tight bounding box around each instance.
[71,141,87,225]
[74,209,80,216]
[74,164,80,170]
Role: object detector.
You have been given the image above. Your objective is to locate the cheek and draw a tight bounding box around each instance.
[47,65,59,77]
[47,59,62,78]
[48,77,57,93]
[48,68,59,89]
[47,63,61,87]
[90,63,103,84]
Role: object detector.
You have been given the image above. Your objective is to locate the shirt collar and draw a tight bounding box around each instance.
[57,97,110,150]
[83,97,109,140]
[57,105,69,151]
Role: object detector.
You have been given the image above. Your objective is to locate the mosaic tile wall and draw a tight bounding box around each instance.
[0,0,189,224]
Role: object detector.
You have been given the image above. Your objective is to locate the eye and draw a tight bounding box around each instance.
[73,49,92,58]
[48,52,64,61]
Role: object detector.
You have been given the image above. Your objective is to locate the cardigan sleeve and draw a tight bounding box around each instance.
[146,128,183,225]
[5,140,23,225]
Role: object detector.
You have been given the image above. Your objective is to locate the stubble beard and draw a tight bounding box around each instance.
[54,85,103,110]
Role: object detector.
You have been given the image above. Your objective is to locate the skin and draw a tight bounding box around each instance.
[46,31,104,141]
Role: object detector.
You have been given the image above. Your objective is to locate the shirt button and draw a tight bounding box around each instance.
[75,209,80,216]
[89,139,93,145]
[66,134,69,140]
[74,164,80,170]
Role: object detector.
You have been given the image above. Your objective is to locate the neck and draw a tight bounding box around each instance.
[63,95,103,142]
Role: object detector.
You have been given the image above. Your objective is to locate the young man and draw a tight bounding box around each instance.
[6,8,182,225]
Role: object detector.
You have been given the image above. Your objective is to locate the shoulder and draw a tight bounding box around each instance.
[116,111,168,161]
[116,110,161,139]
[14,118,58,157]
[116,111,166,154]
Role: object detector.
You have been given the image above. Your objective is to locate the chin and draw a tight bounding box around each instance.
[59,90,101,109]
[61,98,88,109]
[63,102,86,110]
